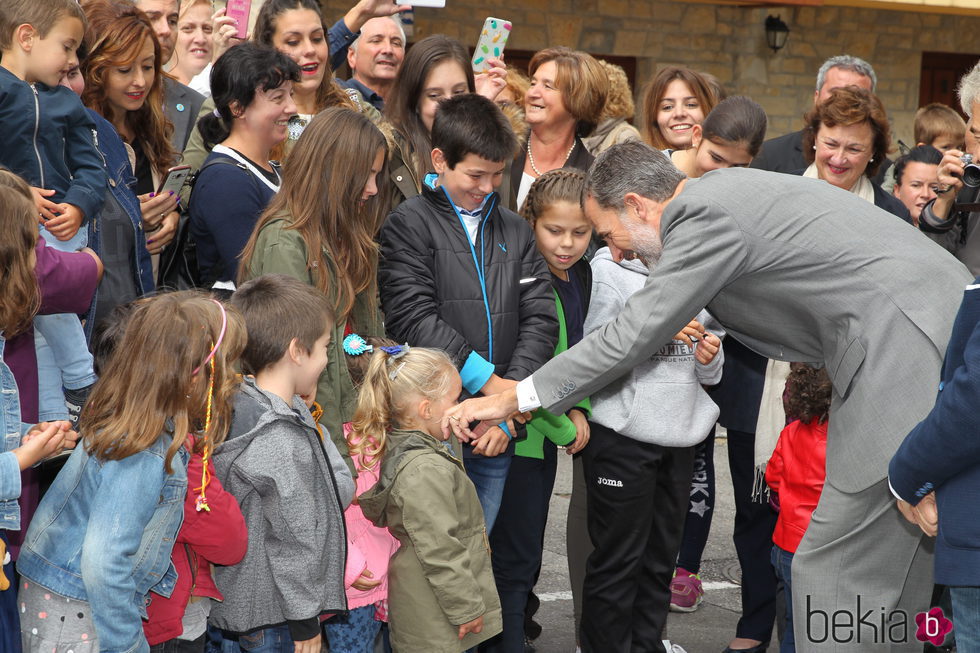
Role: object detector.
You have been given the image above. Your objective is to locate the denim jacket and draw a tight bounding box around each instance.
[1,334,33,531]
[84,109,155,339]
[18,433,189,653]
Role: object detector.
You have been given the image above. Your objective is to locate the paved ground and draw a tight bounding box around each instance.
[529,434,761,653]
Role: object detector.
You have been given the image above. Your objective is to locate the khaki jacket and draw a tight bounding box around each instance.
[359,429,502,652]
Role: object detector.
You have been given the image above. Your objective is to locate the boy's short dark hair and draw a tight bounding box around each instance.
[431,94,518,168]
[0,0,86,51]
[894,145,943,187]
[231,274,335,375]
[913,103,966,148]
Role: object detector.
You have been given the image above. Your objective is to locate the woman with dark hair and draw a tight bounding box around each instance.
[669,96,768,177]
[513,47,608,210]
[80,0,180,254]
[188,43,299,288]
[641,66,718,152]
[239,107,389,469]
[801,85,909,220]
[384,34,506,204]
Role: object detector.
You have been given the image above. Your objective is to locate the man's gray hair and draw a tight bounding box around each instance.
[958,61,980,119]
[584,141,686,211]
[350,15,406,53]
[815,55,877,93]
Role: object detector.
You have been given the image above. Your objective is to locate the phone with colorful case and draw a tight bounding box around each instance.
[472,17,512,73]
[226,0,251,40]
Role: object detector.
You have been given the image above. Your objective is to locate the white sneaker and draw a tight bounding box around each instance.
[662,641,689,653]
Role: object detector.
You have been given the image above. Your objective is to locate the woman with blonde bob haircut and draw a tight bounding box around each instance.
[583,60,642,155]
[239,107,389,469]
[514,47,608,209]
[641,66,717,151]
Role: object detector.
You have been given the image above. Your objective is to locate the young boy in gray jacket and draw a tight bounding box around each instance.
[579,247,723,653]
[213,274,355,652]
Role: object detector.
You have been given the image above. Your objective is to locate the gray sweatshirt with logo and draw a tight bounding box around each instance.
[584,247,723,446]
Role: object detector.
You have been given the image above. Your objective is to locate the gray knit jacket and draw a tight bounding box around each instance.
[210,378,355,639]
[584,247,724,446]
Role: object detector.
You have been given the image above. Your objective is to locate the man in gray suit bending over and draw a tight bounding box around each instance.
[444,141,971,652]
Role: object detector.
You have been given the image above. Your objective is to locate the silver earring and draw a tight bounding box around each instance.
[812,145,817,150]
[870,157,874,163]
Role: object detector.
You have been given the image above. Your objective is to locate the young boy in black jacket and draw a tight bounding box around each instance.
[378,93,558,533]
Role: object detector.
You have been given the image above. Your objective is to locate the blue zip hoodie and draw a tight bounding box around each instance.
[0,66,106,221]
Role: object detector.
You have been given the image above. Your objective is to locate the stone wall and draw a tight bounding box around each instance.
[322,0,980,146]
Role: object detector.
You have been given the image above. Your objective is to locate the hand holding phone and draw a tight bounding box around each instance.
[157,165,192,196]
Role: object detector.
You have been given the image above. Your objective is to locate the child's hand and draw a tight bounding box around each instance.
[695,332,721,365]
[15,422,72,469]
[44,204,84,241]
[351,568,382,591]
[565,408,590,455]
[293,633,321,653]
[674,319,705,348]
[458,615,484,640]
[471,425,509,457]
[30,187,60,221]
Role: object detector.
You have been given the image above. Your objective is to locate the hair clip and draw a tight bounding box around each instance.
[380,344,409,359]
[343,333,373,356]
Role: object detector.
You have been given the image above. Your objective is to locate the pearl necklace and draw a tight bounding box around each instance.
[527,137,576,176]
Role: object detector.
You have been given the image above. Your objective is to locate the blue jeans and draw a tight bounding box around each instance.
[219,626,292,653]
[463,453,511,534]
[323,605,381,653]
[950,586,980,651]
[771,545,794,653]
[34,314,97,421]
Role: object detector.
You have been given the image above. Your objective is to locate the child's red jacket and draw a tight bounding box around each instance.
[765,418,828,553]
[143,439,247,644]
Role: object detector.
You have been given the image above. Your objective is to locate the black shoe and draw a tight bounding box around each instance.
[722,643,769,653]
[523,637,536,653]
[63,383,94,430]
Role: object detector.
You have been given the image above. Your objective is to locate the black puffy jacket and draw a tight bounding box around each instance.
[379,182,558,386]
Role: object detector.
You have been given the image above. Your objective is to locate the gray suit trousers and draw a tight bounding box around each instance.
[792,479,933,652]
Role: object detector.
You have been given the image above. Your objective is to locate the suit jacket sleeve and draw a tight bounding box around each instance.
[533,198,749,415]
[378,208,478,368]
[889,314,980,504]
[502,227,559,380]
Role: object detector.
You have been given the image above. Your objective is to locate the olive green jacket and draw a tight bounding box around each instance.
[359,429,502,652]
[241,216,383,474]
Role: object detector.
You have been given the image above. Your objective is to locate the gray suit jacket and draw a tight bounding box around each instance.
[536,168,971,493]
[164,76,205,153]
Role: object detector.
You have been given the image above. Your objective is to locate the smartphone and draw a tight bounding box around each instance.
[157,165,192,195]
[472,17,512,73]
[226,0,251,40]
[403,0,445,6]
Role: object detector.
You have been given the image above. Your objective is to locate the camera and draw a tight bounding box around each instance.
[960,154,980,187]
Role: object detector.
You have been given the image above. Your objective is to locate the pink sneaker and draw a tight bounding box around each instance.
[669,567,704,613]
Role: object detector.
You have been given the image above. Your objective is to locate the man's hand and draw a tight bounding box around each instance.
[45,204,84,241]
[896,492,938,537]
[344,0,412,33]
[674,319,705,348]
[351,568,382,591]
[444,387,521,440]
[31,187,60,222]
[471,425,510,457]
[293,633,321,653]
[458,616,484,640]
[565,408,590,455]
[695,332,721,365]
[932,148,968,222]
